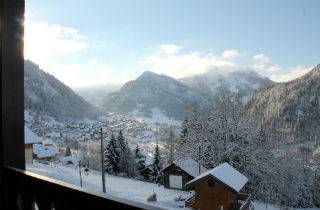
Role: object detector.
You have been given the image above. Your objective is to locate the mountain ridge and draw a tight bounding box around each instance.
[24,60,102,120]
[99,69,273,120]
[245,64,320,143]
[99,70,211,119]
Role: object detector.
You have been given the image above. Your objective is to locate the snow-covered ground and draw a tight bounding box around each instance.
[253,202,320,210]
[26,162,320,210]
[131,107,181,127]
[27,162,190,210]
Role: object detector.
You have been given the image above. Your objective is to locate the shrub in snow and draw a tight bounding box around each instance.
[147,193,157,202]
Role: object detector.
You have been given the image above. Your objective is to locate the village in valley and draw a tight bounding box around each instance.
[24,103,320,210]
[24,110,180,164]
[24,109,255,210]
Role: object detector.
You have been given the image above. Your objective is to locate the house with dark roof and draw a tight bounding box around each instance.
[160,158,207,190]
[185,163,253,210]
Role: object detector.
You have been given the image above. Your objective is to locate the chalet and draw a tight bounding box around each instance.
[24,126,42,164]
[33,140,59,161]
[160,158,207,190]
[185,163,253,210]
[139,164,153,180]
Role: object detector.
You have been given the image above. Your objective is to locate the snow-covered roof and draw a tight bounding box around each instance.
[33,144,59,159]
[160,158,207,177]
[58,155,80,165]
[24,126,42,144]
[186,163,248,192]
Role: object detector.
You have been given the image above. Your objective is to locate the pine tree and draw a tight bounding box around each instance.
[175,103,203,163]
[179,117,188,144]
[117,130,134,176]
[134,145,146,174]
[117,130,126,154]
[151,144,162,183]
[164,128,176,164]
[105,133,120,175]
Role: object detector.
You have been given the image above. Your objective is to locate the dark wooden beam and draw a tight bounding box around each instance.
[4,167,166,210]
[1,0,25,169]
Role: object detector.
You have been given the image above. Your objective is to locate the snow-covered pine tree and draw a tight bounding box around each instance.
[151,144,162,183]
[164,127,176,165]
[179,117,188,145]
[175,103,203,163]
[105,133,120,175]
[117,130,134,176]
[134,145,146,175]
[117,130,126,154]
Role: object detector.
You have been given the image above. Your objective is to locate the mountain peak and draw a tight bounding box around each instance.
[139,71,158,78]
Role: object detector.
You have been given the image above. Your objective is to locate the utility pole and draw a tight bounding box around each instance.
[79,160,83,187]
[100,127,106,193]
[198,146,201,175]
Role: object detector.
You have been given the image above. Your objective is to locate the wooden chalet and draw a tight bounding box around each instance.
[24,126,42,164]
[139,164,153,180]
[185,163,253,210]
[160,158,207,190]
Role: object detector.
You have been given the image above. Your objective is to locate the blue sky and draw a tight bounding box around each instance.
[25,0,320,87]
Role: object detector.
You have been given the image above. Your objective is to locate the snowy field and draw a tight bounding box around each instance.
[26,162,320,210]
[27,162,190,210]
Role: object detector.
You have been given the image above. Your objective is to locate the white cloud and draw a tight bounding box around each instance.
[252,53,273,73]
[43,59,126,88]
[267,65,284,74]
[253,53,271,64]
[24,18,88,67]
[253,63,267,71]
[270,66,312,82]
[222,49,242,59]
[143,49,238,78]
[159,44,181,55]
[251,52,312,82]
[24,17,125,87]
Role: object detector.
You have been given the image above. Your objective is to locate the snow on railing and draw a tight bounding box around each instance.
[238,193,253,210]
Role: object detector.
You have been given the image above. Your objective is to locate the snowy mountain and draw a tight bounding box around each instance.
[24,60,102,120]
[245,65,320,143]
[99,71,210,120]
[180,69,274,103]
[99,70,273,121]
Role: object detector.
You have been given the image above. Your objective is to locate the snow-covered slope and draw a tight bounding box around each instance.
[99,71,210,120]
[24,60,102,120]
[26,162,320,210]
[27,162,190,210]
[180,69,274,103]
[245,65,320,143]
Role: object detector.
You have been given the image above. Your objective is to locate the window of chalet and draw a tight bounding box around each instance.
[22,1,320,210]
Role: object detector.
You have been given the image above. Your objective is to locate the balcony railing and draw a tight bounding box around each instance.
[2,166,165,210]
[185,194,196,208]
[237,193,253,210]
